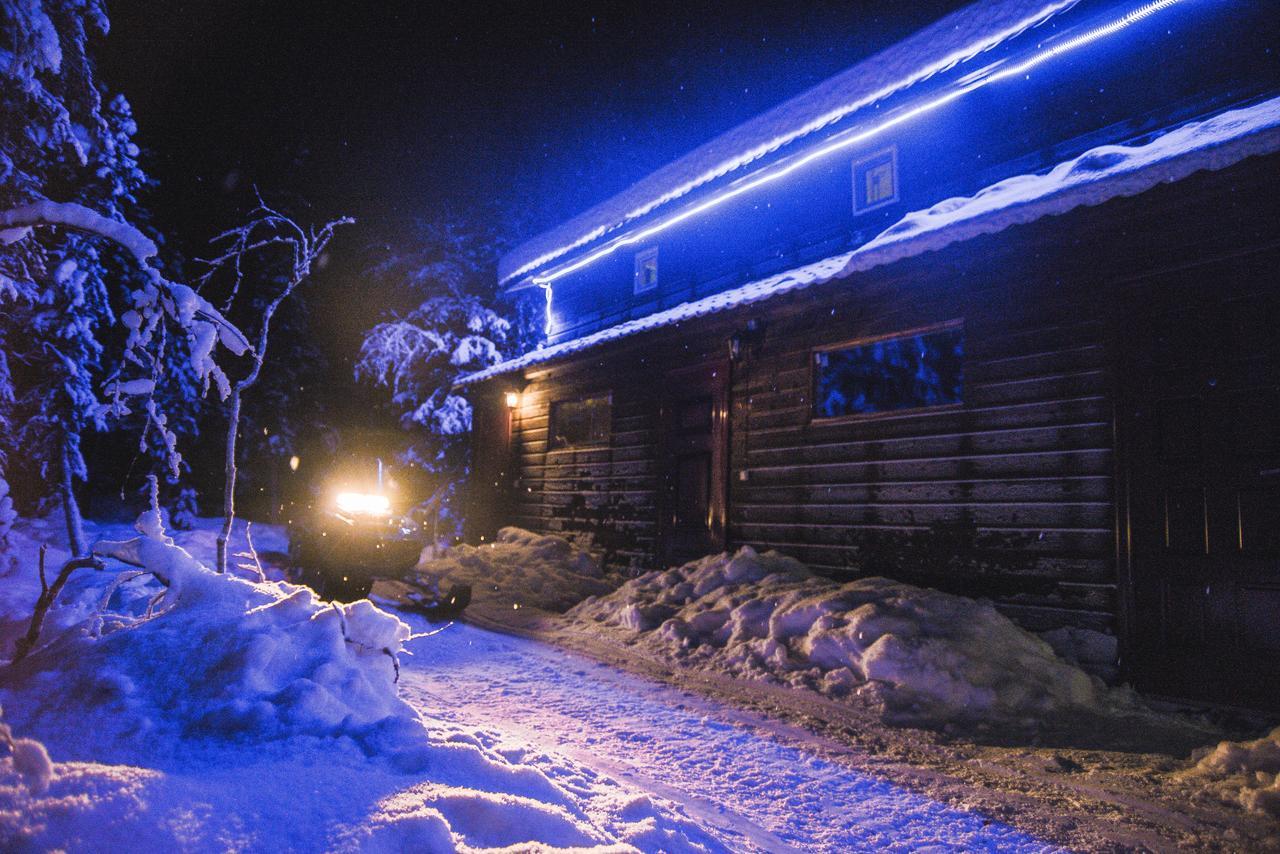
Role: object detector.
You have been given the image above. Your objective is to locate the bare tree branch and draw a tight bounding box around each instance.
[200,201,353,572]
[13,555,106,663]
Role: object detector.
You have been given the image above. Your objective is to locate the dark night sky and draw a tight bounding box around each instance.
[95,0,969,430]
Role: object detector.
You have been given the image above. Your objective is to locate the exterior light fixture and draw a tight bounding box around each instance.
[289,455,300,472]
[505,391,520,409]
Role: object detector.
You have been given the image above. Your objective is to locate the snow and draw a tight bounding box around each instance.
[499,0,1076,284]
[409,526,618,615]
[0,200,157,265]
[399,619,1062,852]
[8,509,416,748]
[469,95,1280,386]
[1186,726,1280,818]
[0,711,52,794]
[567,546,1140,730]
[0,517,722,850]
[2,515,1274,847]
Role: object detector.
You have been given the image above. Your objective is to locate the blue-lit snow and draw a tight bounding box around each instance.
[0,516,1060,851]
[401,617,1061,852]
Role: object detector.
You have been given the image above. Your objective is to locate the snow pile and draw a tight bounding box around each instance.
[3,510,416,751]
[569,546,1123,728]
[0,706,52,795]
[413,527,618,614]
[1187,726,1280,819]
[0,515,724,851]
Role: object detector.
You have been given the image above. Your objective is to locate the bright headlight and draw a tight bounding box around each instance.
[335,491,391,516]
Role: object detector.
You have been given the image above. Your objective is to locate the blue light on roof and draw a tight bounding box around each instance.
[528,0,1185,292]
[540,281,554,337]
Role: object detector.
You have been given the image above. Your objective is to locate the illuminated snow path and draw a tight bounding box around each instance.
[399,619,1059,853]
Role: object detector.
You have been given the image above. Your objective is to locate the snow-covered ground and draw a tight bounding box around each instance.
[400,618,1059,852]
[0,514,721,851]
[3,518,1277,850]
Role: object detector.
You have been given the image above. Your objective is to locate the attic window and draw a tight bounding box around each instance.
[633,247,659,295]
[852,147,899,214]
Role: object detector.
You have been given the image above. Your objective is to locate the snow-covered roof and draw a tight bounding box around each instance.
[461,95,1280,387]
[499,0,1079,286]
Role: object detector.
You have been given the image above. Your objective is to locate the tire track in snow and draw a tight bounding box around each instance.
[399,620,1060,853]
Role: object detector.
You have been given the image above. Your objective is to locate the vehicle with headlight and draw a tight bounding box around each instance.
[287,474,425,602]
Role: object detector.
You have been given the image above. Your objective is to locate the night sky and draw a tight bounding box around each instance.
[95,0,969,430]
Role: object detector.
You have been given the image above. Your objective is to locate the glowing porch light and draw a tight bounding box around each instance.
[526,0,1185,290]
[505,390,520,409]
[289,455,300,472]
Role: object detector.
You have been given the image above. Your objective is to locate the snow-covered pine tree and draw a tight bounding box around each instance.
[356,215,541,541]
[0,0,246,553]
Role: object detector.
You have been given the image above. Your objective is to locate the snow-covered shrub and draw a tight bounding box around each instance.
[569,546,1132,728]
[3,510,416,756]
[414,526,616,614]
[0,477,16,574]
[1186,725,1280,818]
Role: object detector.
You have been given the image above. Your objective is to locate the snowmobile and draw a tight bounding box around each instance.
[287,484,425,602]
[283,459,416,599]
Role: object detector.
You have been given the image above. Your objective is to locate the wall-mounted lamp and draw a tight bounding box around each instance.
[729,318,766,362]
[504,390,520,409]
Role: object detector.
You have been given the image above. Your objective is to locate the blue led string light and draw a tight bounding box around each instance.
[529,0,1185,309]
[540,281,554,336]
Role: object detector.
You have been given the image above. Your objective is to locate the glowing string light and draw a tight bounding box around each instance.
[542,280,558,332]
[528,0,1185,291]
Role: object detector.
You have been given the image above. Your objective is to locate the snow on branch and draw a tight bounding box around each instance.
[0,200,158,265]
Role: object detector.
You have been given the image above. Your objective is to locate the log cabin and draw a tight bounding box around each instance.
[459,0,1280,707]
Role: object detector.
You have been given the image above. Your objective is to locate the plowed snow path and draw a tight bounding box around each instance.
[399,619,1059,853]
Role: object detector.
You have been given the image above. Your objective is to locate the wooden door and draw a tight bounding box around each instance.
[1119,255,1280,708]
[659,360,730,566]
[465,386,513,545]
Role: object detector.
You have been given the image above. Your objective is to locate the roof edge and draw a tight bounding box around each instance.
[498,0,1080,286]
[466,95,1280,387]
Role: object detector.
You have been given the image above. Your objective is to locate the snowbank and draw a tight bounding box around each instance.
[3,511,415,752]
[0,515,723,850]
[0,515,288,666]
[569,546,1130,729]
[1187,726,1280,819]
[412,527,618,614]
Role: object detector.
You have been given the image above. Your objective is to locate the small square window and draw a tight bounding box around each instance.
[634,247,659,294]
[813,321,963,419]
[549,393,612,449]
[852,147,899,214]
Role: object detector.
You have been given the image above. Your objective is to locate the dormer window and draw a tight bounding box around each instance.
[852,147,898,214]
[633,246,659,294]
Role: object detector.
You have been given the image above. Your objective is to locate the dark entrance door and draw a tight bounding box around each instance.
[1120,253,1280,708]
[658,360,729,566]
